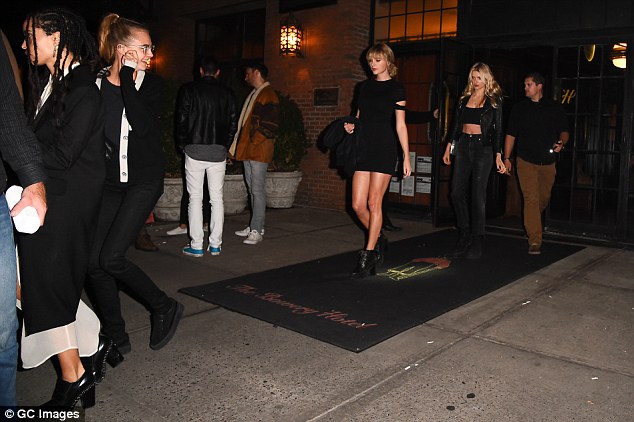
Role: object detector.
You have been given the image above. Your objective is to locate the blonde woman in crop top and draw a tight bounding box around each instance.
[443,62,506,260]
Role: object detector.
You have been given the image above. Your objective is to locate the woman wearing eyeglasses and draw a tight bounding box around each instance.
[87,13,183,357]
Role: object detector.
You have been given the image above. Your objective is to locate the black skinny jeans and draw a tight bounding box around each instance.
[87,177,169,344]
[450,134,494,236]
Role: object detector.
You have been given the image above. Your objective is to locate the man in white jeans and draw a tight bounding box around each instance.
[230,62,279,245]
[175,56,237,257]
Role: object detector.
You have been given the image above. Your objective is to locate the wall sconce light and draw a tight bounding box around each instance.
[611,43,627,69]
[280,14,303,57]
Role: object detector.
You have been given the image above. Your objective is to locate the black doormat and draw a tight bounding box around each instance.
[180,230,583,352]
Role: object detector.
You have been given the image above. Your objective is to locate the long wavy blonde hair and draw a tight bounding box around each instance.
[460,62,503,108]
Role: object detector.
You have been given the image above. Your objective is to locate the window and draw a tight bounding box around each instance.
[374,0,457,43]
[195,9,266,104]
[196,9,265,62]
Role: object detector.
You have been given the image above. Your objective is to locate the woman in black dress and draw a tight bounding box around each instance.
[18,7,121,408]
[344,43,411,278]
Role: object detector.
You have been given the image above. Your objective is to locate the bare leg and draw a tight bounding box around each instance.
[42,348,96,408]
[351,171,371,229]
[57,349,85,382]
[366,172,391,250]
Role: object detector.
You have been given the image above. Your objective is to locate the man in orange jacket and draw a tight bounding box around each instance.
[230,62,279,245]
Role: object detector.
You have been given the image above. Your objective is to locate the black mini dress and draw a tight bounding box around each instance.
[356,78,406,175]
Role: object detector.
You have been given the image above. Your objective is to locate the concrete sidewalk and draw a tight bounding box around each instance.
[16,207,634,421]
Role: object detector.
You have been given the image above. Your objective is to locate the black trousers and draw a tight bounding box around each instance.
[87,178,169,344]
[450,135,493,236]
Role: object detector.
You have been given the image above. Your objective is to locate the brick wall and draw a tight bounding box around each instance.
[151,1,196,81]
[265,0,371,210]
[152,0,372,210]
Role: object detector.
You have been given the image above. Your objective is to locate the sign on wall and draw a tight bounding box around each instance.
[313,88,339,106]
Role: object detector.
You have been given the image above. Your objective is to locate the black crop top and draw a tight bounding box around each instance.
[462,106,482,125]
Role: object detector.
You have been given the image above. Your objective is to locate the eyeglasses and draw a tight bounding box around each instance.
[124,44,156,54]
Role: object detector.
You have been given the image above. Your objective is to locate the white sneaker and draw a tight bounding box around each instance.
[167,226,187,236]
[235,226,251,237]
[243,230,263,245]
[235,226,264,237]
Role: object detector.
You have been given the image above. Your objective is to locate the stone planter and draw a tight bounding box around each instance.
[223,174,248,214]
[154,177,182,221]
[154,175,248,220]
[265,171,303,208]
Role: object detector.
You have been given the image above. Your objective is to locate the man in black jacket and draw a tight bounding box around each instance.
[176,56,238,257]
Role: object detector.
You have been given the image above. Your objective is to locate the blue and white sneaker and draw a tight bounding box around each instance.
[207,245,221,256]
[182,245,204,257]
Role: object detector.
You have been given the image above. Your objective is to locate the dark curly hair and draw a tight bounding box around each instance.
[23,7,99,125]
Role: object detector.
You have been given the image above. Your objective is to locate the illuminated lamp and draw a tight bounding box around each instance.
[280,14,303,57]
[611,43,627,69]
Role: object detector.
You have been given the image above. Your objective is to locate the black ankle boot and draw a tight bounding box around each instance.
[452,230,472,258]
[467,235,483,259]
[352,249,378,278]
[374,232,388,267]
[82,335,124,384]
[42,370,96,409]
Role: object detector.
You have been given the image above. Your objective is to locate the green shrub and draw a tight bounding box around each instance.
[160,78,184,177]
[272,92,307,172]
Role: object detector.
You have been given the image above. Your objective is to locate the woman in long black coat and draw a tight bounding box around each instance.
[18,7,121,409]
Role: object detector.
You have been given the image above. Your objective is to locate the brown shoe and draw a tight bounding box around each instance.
[528,244,541,255]
[135,228,159,252]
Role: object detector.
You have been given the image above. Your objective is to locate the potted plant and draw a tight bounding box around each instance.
[154,78,184,221]
[265,92,308,208]
[224,160,248,214]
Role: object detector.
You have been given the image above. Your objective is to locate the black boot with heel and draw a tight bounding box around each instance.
[374,232,388,267]
[467,235,484,259]
[82,335,124,384]
[351,249,378,278]
[452,230,472,258]
[42,370,96,409]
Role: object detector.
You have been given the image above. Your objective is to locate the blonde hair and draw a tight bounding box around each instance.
[461,62,503,108]
[366,43,398,78]
[98,12,149,66]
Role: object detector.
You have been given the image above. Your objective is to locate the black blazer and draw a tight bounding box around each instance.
[323,116,364,178]
[449,95,503,153]
[0,32,46,193]
[32,64,105,196]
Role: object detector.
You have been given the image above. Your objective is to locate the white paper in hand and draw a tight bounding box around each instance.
[5,185,40,234]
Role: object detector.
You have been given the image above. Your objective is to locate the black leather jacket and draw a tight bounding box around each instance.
[175,76,238,150]
[449,95,503,153]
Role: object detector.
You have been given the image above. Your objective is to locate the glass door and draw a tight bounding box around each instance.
[432,37,473,226]
[547,42,633,241]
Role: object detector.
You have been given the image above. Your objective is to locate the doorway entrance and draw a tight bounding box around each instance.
[421,40,633,244]
[476,43,633,244]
